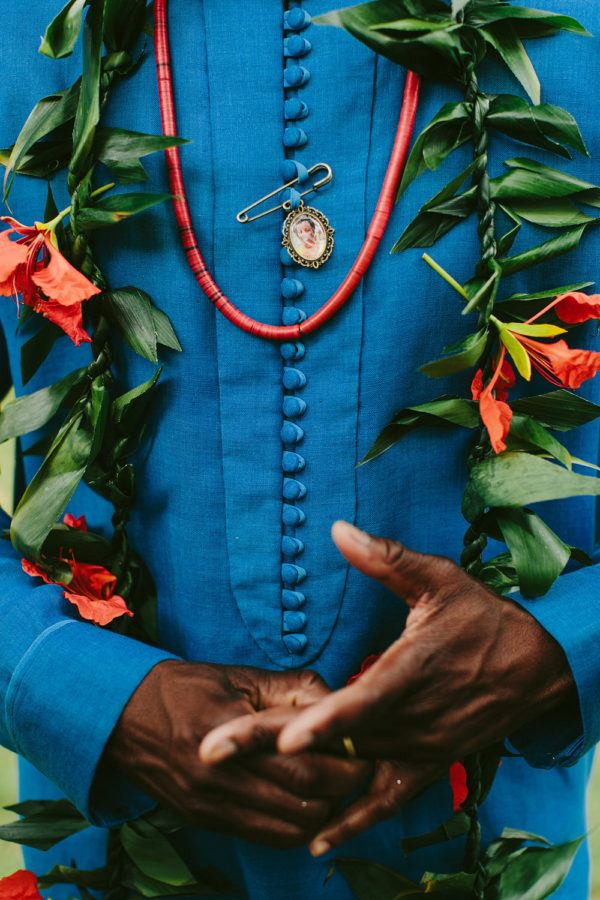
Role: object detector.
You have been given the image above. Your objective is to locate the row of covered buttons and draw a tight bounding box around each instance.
[280,4,311,656]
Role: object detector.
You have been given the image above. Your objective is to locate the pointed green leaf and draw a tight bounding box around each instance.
[69,1,104,186]
[507,414,572,468]
[38,865,109,891]
[504,323,566,337]
[467,5,589,36]
[120,820,197,888]
[511,390,600,431]
[470,452,600,508]
[402,811,471,853]
[499,225,589,276]
[420,329,488,377]
[502,199,593,229]
[0,800,88,851]
[499,328,531,380]
[398,102,471,196]
[40,0,88,59]
[487,95,585,159]
[492,836,583,900]
[335,858,422,900]
[483,22,540,104]
[504,157,598,194]
[76,192,172,230]
[499,282,595,305]
[0,368,87,444]
[495,507,571,597]
[103,0,147,51]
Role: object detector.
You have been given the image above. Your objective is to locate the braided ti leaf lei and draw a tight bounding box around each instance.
[316,0,600,897]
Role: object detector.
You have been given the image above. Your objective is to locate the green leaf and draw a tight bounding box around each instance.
[467,5,589,36]
[103,0,147,51]
[483,22,540,104]
[362,396,478,464]
[40,0,88,59]
[402,811,471,854]
[120,820,197,887]
[491,836,583,900]
[507,414,571,468]
[502,199,593,229]
[21,322,64,386]
[76,192,172,230]
[95,127,189,184]
[499,282,595,305]
[504,157,598,195]
[69,1,104,187]
[504,323,565,337]
[38,865,109,891]
[420,329,488,377]
[495,507,571,597]
[0,368,87,444]
[11,411,95,558]
[470,452,600,509]
[2,81,80,200]
[392,161,477,252]
[104,286,181,361]
[511,390,600,431]
[420,870,475,895]
[112,369,161,436]
[397,102,471,197]
[335,859,423,900]
[487,95,587,159]
[0,800,88,851]
[499,328,531,380]
[499,225,589,276]
[124,866,235,898]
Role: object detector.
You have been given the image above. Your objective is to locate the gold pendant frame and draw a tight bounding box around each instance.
[282,203,335,270]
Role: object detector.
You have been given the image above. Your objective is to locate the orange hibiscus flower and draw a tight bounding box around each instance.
[22,515,133,627]
[473,290,600,453]
[0,870,42,900]
[0,216,100,345]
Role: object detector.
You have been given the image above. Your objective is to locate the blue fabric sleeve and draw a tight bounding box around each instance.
[506,563,600,769]
[0,534,179,827]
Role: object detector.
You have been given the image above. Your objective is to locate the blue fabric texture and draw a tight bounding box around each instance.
[0,0,599,897]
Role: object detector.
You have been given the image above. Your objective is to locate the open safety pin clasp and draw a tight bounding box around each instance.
[236,163,333,224]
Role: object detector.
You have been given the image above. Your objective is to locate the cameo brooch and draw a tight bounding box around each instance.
[282,202,334,269]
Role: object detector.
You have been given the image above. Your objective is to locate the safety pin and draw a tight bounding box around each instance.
[236,163,333,224]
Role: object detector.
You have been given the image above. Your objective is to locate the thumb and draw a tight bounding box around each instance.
[331,521,457,606]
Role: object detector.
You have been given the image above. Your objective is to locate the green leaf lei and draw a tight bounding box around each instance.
[0,0,597,897]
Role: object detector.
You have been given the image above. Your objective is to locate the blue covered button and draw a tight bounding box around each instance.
[284,98,309,121]
[283,611,307,633]
[283,65,310,88]
[280,342,305,361]
[283,633,308,654]
[282,307,306,326]
[282,564,307,586]
[284,35,312,58]
[282,589,305,610]
[284,8,311,30]
[283,396,307,418]
[282,451,305,474]
[283,504,306,526]
[282,535,304,556]
[281,278,304,300]
[283,126,308,149]
[280,160,310,184]
[281,421,304,444]
[283,478,306,501]
[283,367,307,390]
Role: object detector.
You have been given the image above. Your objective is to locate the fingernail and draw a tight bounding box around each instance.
[203,739,237,764]
[310,839,331,858]
[336,521,372,546]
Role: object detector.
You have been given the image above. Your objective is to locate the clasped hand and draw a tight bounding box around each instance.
[107,521,575,856]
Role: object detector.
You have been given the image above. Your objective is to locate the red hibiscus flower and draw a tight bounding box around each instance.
[0,216,100,345]
[473,291,600,453]
[22,520,133,627]
[0,870,42,900]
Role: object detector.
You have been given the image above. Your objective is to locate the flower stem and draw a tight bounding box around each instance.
[422,253,469,300]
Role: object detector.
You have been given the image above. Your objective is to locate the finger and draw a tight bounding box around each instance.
[308,761,443,855]
[331,520,458,606]
[191,796,322,850]
[200,706,298,764]
[249,752,371,799]
[196,760,332,828]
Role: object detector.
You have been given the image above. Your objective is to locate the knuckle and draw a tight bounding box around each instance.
[380,538,406,570]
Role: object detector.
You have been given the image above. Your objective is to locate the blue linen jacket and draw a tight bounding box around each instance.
[0,1,599,897]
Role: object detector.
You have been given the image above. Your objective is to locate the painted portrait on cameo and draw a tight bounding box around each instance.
[282,205,334,269]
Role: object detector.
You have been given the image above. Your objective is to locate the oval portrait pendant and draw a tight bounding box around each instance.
[282,202,334,270]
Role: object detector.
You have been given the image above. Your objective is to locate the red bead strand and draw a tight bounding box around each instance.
[153,0,421,341]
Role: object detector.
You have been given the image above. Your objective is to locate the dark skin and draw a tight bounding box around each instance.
[104,659,369,849]
[199,520,577,857]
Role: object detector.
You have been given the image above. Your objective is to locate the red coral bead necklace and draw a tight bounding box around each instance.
[153,0,421,341]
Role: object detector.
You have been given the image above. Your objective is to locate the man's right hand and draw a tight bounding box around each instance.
[104,660,368,848]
